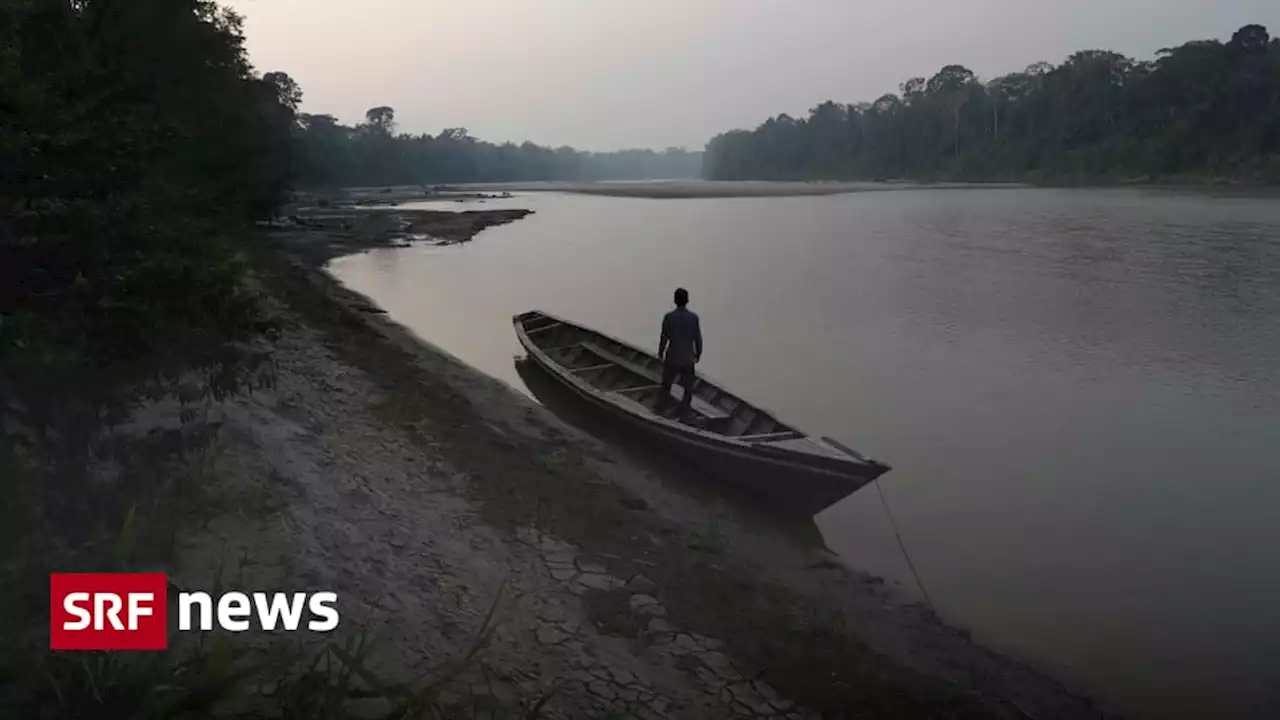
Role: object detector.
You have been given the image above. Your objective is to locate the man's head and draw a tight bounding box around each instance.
[673,288,689,307]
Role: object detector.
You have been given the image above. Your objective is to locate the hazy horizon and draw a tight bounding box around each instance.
[227,0,1280,152]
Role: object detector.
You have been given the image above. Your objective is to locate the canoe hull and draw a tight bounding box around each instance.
[514,310,890,517]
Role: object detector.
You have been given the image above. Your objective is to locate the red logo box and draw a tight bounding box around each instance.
[50,573,169,651]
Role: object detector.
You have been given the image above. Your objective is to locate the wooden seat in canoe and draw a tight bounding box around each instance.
[577,342,729,421]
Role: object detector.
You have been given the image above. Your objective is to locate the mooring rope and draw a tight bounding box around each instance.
[873,477,937,614]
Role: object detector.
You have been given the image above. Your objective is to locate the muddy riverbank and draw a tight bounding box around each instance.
[194,202,1122,718]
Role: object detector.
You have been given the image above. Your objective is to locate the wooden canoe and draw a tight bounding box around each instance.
[513,310,891,516]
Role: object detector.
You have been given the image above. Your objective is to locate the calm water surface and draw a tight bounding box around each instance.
[329,188,1280,717]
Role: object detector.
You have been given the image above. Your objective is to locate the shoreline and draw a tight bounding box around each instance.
[230,205,1124,717]
[293,180,1031,204]
[293,178,1278,206]
[466,178,1280,198]
[453,180,1029,199]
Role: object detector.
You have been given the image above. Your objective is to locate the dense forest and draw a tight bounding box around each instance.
[703,24,1280,183]
[2,0,291,413]
[291,102,702,187]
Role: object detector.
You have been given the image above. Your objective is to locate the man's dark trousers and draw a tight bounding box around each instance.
[660,362,696,413]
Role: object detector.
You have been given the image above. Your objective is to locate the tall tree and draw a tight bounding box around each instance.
[365,106,396,134]
[263,70,302,112]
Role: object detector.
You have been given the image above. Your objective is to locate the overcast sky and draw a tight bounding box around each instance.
[226,0,1280,151]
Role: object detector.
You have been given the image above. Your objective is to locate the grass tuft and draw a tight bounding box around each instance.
[686,518,728,555]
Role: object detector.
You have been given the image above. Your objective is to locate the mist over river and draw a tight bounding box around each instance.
[329,186,1280,718]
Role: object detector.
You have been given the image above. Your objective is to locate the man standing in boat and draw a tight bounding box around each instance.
[657,287,702,418]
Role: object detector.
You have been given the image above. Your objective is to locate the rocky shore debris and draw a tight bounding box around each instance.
[291,185,517,208]
[264,204,533,264]
[265,186,537,258]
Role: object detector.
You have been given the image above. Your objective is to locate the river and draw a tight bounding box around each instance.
[328,187,1280,718]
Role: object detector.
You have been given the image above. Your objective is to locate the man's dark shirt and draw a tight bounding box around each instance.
[660,307,702,367]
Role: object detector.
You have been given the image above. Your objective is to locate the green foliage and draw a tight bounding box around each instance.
[686,519,728,555]
[0,3,285,414]
[0,0,287,588]
[703,24,1280,183]
[293,110,703,187]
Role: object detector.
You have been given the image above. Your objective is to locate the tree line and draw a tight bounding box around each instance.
[703,24,1280,183]
[290,101,702,188]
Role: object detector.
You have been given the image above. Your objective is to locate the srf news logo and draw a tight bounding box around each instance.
[50,573,339,651]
